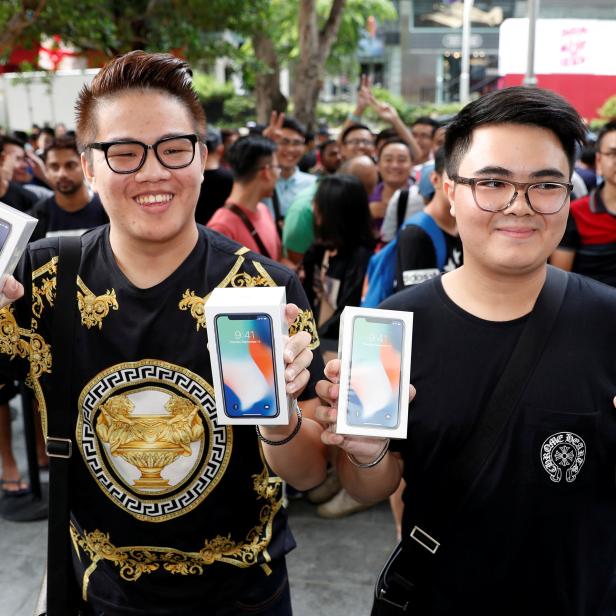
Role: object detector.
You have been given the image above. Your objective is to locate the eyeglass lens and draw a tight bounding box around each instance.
[474,180,568,214]
[106,137,195,173]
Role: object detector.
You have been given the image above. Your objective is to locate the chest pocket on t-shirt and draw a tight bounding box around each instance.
[521,405,602,496]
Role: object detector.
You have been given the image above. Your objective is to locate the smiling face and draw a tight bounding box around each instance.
[47,148,84,195]
[444,123,570,277]
[82,90,206,248]
[276,128,305,173]
[378,142,412,189]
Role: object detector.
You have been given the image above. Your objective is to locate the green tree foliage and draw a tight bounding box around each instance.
[598,94,616,120]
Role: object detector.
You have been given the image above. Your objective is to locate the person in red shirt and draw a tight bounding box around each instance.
[207,136,282,261]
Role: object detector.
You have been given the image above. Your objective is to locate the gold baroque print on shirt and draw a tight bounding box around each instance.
[31,257,58,318]
[70,467,283,597]
[289,308,320,350]
[0,306,30,360]
[77,276,119,330]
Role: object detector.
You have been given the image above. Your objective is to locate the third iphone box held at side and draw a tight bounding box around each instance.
[205,286,290,426]
[336,306,413,440]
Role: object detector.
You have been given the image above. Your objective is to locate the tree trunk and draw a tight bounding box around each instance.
[253,32,287,125]
[293,0,346,132]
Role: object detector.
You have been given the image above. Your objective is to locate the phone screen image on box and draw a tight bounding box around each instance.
[347,316,404,429]
[0,219,11,255]
[215,314,279,418]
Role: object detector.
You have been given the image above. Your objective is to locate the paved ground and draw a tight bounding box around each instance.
[0,405,396,616]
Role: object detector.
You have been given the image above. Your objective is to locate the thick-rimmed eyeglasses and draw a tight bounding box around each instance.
[86,134,199,174]
[451,175,573,215]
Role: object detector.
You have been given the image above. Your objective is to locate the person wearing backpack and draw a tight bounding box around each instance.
[396,147,462,290]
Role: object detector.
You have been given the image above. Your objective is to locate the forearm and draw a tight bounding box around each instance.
[390,116,421,162]
[336,448,403,504]
[260,412,327,490]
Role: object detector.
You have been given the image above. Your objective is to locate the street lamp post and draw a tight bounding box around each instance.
[460,0,474,104]
[524,0,540,86]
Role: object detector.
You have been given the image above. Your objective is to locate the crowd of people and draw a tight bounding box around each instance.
[0,49,614,615]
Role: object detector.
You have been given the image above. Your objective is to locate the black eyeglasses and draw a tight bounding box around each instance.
[451,175,573,215]
[87,134,199,174]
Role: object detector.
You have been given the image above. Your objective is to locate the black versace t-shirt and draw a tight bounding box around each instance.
[0,225,322,614]
[382,273,616,615]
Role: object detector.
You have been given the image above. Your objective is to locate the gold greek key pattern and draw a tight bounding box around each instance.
[71,468,283,597]
[289,308,320,350]
[77,276,119,330]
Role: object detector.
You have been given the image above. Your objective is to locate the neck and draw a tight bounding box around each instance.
[226,183,261,212]
[204,155,220,171]
[424,196,456,235]
[280,166,295,180]
[55,186,91,212]
[108,224,199,289]
[602,182,616,213]
[442,260,547,321]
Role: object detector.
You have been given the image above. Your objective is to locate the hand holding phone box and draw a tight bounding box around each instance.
[205,287,290,425]
[0,201,38,289]
[336,307,413,439]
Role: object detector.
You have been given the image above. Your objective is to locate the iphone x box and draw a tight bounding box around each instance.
[336,307,413,439]
[205,286,290,425]
[0,201,37,293]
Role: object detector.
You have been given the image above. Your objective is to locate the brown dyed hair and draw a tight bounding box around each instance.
[75,51,206,151]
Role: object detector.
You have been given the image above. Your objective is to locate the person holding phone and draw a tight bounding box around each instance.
[314,87,616,614]
[0,52,325,615]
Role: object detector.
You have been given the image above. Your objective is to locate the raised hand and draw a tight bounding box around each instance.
[263,110,285,143]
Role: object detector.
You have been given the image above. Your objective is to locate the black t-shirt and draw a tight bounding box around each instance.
[29,194,108,241]
[0,225,323,614]
[195,167,234,225]
[395,223,462,289]
[559,187,616,287]
[382,274,616,614]
[1,180,37,212]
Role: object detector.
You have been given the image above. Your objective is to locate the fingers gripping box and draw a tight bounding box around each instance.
[336,306,413,439]
[0,201,37,292]
[205,286,290,425]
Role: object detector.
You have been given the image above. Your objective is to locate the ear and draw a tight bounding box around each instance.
[199,143,208,173]
[442,172,456,216]
[81,152,95,190]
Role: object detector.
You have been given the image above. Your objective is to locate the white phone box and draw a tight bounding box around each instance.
[205,286,290,425]
[0,201,37,292]
[336,306,413,439]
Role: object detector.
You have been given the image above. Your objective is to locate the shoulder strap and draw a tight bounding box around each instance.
[227,203,272,260]
[270,190,284,238]
[404,211,447,270]
[395,266,569,586]
[46,236,81,615]
[396,189,410,231]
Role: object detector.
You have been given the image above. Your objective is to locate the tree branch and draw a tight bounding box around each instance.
[318,0,346,63]
[0,0,47,55]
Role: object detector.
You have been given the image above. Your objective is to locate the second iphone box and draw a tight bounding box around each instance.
[336,306,413,440]
[205,286,290,425]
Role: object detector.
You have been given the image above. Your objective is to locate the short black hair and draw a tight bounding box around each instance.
[40,127,55,137]
[412,116,440,135]
[377,138,411,158]
[340,123,373,145]
[318,139,337,155]
[580,145,596,168]
[375,127,398,148]
[282,117,306,140]
[227,135,277,183]
[44,135,80,160]
[2,135,26,150]
[313,174,375,254]
[444,86,586,177]
[596,120,616,152]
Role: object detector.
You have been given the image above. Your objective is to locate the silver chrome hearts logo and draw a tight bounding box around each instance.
[540,432,586,483]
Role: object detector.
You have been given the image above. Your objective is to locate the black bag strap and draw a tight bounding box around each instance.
[227,203,272,259]
[46,236,81,615]
[376,266,569,611]
[396,189,410,232]
[270,190,284,238]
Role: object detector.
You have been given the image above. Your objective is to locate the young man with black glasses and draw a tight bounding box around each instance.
[0,52,325,615]
[312,87,616,614]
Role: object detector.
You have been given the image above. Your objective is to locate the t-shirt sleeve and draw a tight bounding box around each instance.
[283,203,314,255]
[396,225,439,288]
[285,273,324,401]
[380,190,402,243]
[558,211,579,251]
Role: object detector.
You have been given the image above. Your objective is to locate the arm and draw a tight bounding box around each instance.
[371,101,421,162]
[315,359,407,503]
[550,248,575,271]
[338,75,372,138]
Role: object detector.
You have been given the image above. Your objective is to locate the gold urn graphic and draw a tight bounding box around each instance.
[96,392,204,491]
